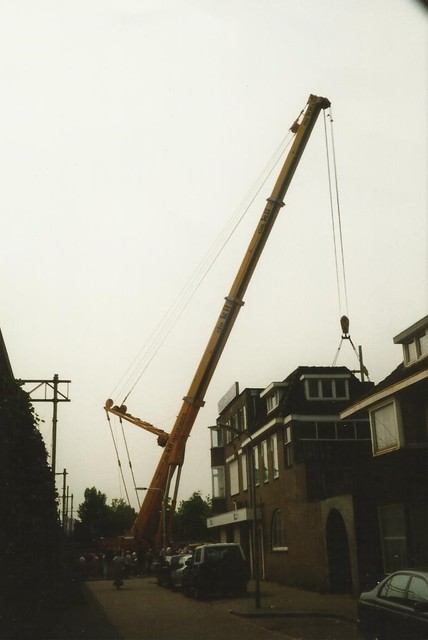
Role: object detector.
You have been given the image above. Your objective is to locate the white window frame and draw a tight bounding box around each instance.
[229,459,239,496]
[404,330,428,364]
[261,440,269,483]
[253,446,260,486]
[271,509,288,551]
[241,453,248,492]
[370,398,403,455]
[303,376,350,401]
[270,434,279,479]
[284,426,292,467]
[266,392,279,413]
[211,466,225,498]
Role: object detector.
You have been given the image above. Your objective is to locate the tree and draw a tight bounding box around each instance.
[0,373,64,638]
[74,487,111,543]
[109,498,136,535]
[74,490,137,543]
[172,491,212,544]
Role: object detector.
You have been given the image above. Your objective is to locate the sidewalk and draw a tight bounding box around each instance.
[212,579,358,623]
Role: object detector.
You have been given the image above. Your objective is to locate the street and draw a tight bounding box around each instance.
[61,577,361,640]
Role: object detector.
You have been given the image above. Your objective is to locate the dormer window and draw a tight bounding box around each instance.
[267,393,280,412]
[394,316,428,366]
[301,374,350,401]
[403,331,428,365]
[261,382,288,413]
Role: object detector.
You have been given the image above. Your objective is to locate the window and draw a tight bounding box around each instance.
[236,406,246,430]
[261,440,268,483]
[404,330,428,365]
[210,426,224,448]
[317,422,336,439]
[334,378,347,398]
[261,382,287,412]
[271,510,287,550]
[229,459,239,496]
[299,423,317,439]
[379,505,407,573]
[407,340,419,364]
[284,426,292,467]
[211,466,225,498]
[420,332,428,357]
[266,392,279,412]
[408,576,428,605]
[270,434,279,479]
[297,420,370,441]
[321,379,334,398]
[379,573,410,603]
[303,377,349,401]
[371,401,401,454]
[241,453,248,492]
[253,446,260,486]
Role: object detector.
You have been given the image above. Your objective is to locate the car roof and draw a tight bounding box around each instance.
[389,568,428,578]
[200,543,240,548]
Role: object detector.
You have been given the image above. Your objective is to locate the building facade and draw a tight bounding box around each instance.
[207,316,428,595]
[208,366,373,594]
[341,315,428,579]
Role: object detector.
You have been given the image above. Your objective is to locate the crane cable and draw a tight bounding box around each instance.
[324,110,369,378]
[105,409,132,506]
[109,128,296,407]
[323,108,349,319]
[119,417,141,509]
[105,124,297,503]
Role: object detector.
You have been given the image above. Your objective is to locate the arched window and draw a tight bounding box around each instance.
[271,509,287,550]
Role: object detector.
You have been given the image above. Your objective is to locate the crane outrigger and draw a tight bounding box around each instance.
[105,94,330,550]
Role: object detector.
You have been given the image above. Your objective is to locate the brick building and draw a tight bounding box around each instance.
[207,365,373,594]
[207,316,428,595]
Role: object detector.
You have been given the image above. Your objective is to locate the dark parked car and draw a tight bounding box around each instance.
[358,569,428,640]
[182,543,249,599]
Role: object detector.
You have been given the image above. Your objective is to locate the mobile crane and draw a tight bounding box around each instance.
[105,94,330,550]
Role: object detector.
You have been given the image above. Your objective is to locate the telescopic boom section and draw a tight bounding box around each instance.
[115,94,330,548]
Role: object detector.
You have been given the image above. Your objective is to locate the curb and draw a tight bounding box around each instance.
[229,609,357,624]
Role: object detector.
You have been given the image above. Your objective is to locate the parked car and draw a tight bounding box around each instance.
[156,554,190,588]
[182,543,249,599]
[358,568,428,640]
[170,554,193,590]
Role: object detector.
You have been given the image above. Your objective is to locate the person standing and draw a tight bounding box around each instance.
[112,552,125,589]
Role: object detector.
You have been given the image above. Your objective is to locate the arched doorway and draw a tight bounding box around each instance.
[326,509,352,592]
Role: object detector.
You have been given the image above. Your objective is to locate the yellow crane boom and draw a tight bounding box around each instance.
[105,93,330,549]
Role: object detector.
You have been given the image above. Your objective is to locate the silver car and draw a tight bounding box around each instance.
[358,569,428,640]
[170,554,193,590]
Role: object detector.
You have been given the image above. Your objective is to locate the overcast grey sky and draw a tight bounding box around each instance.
[1,0,426,513]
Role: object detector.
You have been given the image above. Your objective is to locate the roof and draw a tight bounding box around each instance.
[258,365,372,425]
[341,356,428,418]
[393,315,428,344]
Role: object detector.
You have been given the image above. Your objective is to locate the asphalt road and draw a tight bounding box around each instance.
[59,577,361,640]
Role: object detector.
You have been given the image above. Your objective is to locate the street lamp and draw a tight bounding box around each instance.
[135,487,167,553]
[213,422,261,609]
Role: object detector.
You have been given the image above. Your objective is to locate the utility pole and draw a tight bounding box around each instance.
[55,468,67,527]
[19,374,71,477]
[69,493,74,535]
